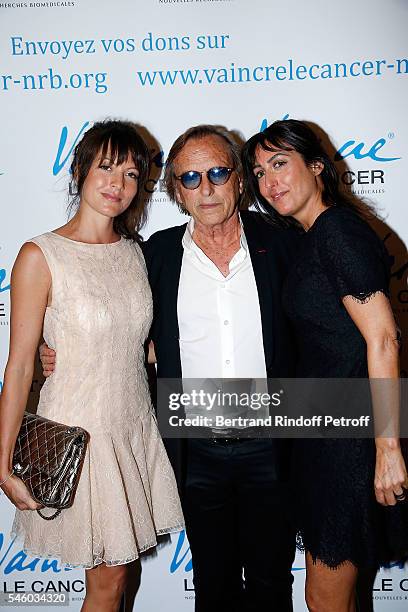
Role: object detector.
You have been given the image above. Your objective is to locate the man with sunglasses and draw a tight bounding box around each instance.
[40,125,297,612]
[144,125,297,612]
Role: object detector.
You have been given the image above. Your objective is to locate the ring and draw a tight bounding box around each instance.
[394,491,406,502]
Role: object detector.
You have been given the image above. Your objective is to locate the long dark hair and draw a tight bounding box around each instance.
[242,119,358,228]
[69,119,150,241]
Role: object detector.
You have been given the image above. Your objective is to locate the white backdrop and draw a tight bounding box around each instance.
[1,1,407,610]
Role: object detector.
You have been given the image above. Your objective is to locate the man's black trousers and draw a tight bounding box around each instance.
[182,438,296,612]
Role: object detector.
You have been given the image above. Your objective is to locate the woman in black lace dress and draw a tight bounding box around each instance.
[242,120,408,612]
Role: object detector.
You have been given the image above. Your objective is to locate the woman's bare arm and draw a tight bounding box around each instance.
[343,292,406,506]
[0,242,50,509]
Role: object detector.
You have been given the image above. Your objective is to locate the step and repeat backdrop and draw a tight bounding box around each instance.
[0,1,407,610]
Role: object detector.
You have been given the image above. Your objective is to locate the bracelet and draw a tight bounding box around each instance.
[0,469,14,487]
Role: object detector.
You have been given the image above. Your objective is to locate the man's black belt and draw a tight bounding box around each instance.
[189,427,262,443]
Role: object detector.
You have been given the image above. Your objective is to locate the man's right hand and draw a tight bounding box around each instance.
[39,343,56,377]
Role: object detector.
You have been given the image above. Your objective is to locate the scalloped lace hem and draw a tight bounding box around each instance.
[294,531,408,570]
[343,289,387,304]
[11,523,185,570]
[296,533,360,570]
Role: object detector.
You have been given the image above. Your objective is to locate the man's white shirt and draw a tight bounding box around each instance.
[177,216,267,381]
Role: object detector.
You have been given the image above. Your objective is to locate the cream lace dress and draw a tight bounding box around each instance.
[12,232,184,568]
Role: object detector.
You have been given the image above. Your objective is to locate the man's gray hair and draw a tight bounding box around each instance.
[164,124,243,213]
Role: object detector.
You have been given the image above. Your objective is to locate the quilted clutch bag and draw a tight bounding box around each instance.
[13,412,89,520]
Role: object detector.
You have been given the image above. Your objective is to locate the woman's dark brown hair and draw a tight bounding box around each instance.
[242,119,358,228]
[69,119,150,240]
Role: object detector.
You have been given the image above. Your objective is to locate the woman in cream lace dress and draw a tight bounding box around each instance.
[0,120,184,612]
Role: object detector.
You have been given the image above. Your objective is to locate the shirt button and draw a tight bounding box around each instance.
[221,284,226,289]
[225,359,231,365]
[224,320,229,325]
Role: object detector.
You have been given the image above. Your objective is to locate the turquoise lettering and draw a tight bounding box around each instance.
[169,531,192,574]
[41,559,64,573]
[335,138,400,162]
[0,269,10,292]
[4,551,40,574]
[52,121,89,176]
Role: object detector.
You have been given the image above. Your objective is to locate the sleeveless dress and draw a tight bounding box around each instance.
[12,232,184,569]
[283,206,408,568]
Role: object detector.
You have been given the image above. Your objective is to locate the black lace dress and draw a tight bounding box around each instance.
[283,205,408,568]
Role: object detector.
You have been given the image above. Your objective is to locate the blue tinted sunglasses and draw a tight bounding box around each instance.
[175,166,234,190]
